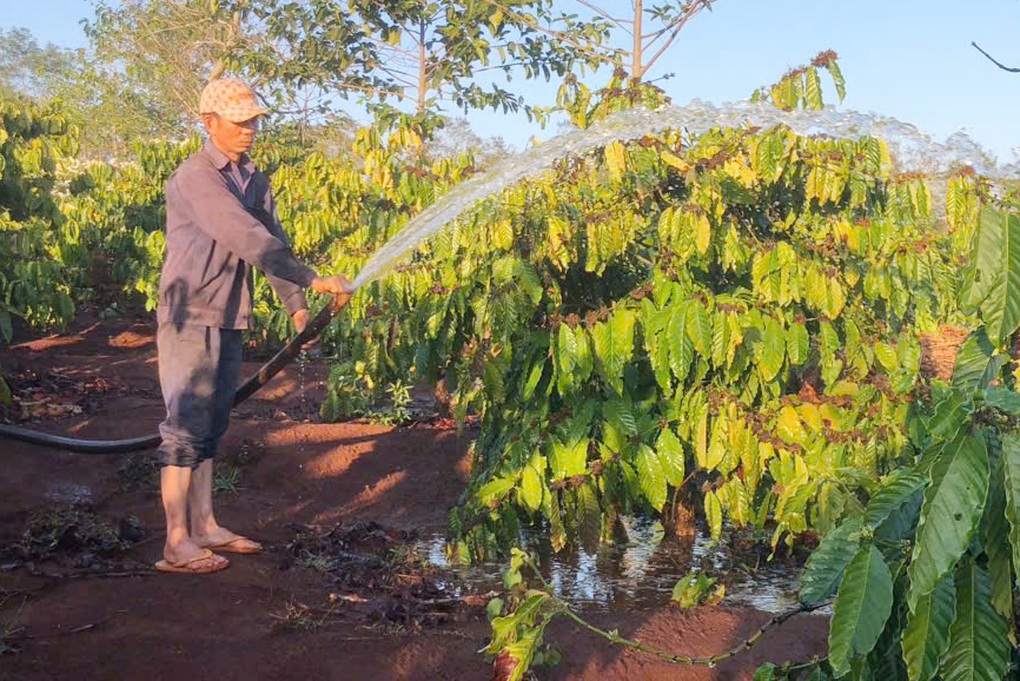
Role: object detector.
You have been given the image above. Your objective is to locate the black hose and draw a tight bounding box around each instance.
[0,295,350,455]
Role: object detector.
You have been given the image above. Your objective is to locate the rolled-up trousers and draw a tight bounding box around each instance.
[156,323,242,469]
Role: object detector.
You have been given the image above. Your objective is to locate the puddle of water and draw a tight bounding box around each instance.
[417,517,809,614]
[43,483,93,506]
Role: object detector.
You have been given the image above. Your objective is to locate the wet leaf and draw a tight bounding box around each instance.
[635,444,667,511]
[907,434,988,611]
[655,428,686,487]
[800,516,863,604]
[828,544,893,677]
[902,573,955,681]
[940,560,1010,681]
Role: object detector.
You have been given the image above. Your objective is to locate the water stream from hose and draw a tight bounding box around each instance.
[350,100,1013,291]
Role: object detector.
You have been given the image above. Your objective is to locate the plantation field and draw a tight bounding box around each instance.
[0,313,826,680]
[6,16,1020,673]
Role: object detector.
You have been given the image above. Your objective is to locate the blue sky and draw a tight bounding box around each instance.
[6,0,1020,161]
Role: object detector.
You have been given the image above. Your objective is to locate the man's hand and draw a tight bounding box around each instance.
[310,275,354,296]
[292,308,310,333]
[291,307,321,356]
[310,274,353,312]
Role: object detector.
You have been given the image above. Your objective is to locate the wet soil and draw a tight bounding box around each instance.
[0,312,827,680]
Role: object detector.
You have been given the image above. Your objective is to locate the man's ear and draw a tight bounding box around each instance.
[201,113,218,133]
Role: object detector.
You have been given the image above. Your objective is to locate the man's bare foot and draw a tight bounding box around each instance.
[161,538,229,572]
[192,526,262,554]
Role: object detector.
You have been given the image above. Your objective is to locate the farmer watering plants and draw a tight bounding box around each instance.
[153,78,352,574]
[11,0,1020,674]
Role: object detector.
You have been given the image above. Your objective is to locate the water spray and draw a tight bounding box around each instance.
[0,101,1006,454]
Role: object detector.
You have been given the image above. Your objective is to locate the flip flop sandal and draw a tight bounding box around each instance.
[207,536,262,554]
[154,549,230,574]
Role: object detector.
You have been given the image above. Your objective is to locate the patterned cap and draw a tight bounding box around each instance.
[198,78,264,122]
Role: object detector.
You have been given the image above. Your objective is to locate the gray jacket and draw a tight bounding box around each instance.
[157,141,315,330]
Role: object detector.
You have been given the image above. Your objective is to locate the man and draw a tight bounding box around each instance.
[154,78,350,574]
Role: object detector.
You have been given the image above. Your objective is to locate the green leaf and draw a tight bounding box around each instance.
[756,316,786,382]
[980,386,1020,415]
[979,208,1020,346]
[940,561,1010,681]
[787,321,809,366]
[828,544,894,677]
[668,302,694,382]
[952,329,996,392]
[828,60,846,101]
[476,476,515,507]
[712,309,731,367]
[523,360,546,401]
[863,468,927,529]
[573,326,594,382]
[776,405,806,444]
[655,428,686,487]
[982,445,1013,622]
[874,342,898,373]
[800,516,864,604]
[1000,431,1020,591]
[907,435,989,611]
[605,308,636,390]
[635,444,667,510]
[694,213,711,254]
[705,490,723,540]
[805,67,823,109]
[874,486,924,545]
[902,573,955,681]
[576,483,601,551]
[555,324,577,395]
[686,300,713,355]
[671,570,720,608]
[925,391,974,442]
[604,399,637,436]
[962,206,1004,313]
[519,456,546,511]
[550,436,589,481]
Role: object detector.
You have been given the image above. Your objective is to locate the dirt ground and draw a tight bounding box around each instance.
[0,313,827,680]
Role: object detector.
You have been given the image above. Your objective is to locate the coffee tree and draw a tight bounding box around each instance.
[363,64,978,564]
[0,96,79,339]
[757,205,1020,680]
[381,65,996,678]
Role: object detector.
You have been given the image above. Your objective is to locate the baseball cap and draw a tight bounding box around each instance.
[198,78,264,122]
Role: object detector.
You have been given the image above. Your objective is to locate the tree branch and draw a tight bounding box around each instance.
[972,41,1020,73]
[575,0,631,28]
[640,0,710,78]
[481,0,626,66]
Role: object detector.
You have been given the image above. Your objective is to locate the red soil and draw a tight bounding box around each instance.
[0,314,826,680]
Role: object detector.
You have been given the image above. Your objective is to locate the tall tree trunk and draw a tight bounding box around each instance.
[632,0,643,81]
[417,19,428,115]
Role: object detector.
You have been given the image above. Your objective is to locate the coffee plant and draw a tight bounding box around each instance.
[0,96,78,338]
[750,205,1020,680]
[0,86,484,361]
[380,66,980,563]
[465,86,1020,681]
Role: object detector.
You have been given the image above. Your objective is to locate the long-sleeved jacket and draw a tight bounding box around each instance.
[157,141,315,329]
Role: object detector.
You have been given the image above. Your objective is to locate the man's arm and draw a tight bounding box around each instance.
[171,169,317,288]
[246,202,309,318]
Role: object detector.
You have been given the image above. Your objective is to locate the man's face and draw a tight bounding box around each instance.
[204,114,260,159]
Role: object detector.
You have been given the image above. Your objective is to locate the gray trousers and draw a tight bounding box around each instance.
[156,323,243,468]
